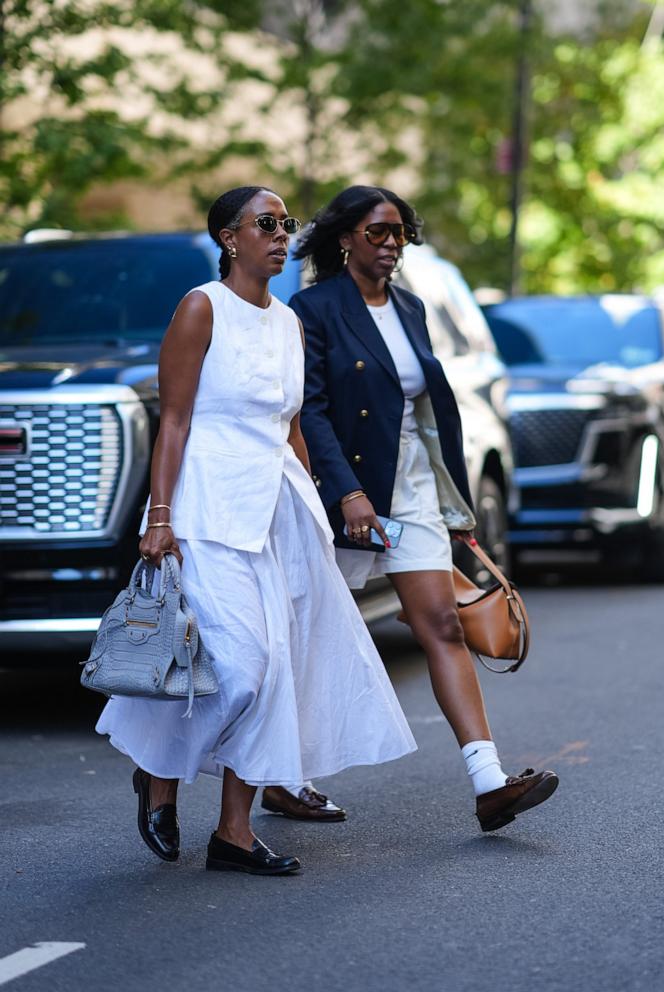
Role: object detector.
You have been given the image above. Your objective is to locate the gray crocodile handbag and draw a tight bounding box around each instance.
[80,554,218,717]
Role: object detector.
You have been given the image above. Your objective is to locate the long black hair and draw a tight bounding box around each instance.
[207,185,275,278]
[293,185,423,282]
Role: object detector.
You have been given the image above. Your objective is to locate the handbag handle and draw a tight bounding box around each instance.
[157,553,181,600]
[456,534,530,671]
[128,552,182,602]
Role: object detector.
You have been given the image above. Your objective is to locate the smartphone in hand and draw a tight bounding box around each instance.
[343,515,403,551]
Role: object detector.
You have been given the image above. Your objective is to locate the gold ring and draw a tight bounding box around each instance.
[361,525,370,533]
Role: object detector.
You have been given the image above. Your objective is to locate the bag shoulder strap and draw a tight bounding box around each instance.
[457,535,512,597]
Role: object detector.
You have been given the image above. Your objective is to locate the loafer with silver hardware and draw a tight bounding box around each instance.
[132,767,180,862]
[206,833,301,875]
[476,768,559,832]
[261,785,347,822]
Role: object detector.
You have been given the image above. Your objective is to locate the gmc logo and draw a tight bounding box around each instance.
[0,423,28,458]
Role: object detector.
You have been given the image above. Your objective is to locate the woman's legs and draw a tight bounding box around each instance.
[149,776,179,807]
[207,769,301,874]
[142,768,256,847]
[388,569,491,746]
[265,567,502,814]
[215,768,258,850]
[388,568,509,797]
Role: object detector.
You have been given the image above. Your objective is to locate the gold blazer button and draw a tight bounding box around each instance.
[355,360,365,370]
[353,454,362,463]
[360,409,369,418]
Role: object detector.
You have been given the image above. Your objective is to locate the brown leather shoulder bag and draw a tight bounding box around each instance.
[453,535,530,673]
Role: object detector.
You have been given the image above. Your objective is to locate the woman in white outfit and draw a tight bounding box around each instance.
[96,186,416,876]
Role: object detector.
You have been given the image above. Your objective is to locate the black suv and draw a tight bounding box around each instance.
[0,232,513,654]
[483,294,664,576]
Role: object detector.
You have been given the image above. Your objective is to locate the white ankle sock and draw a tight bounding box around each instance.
[461,740,508,796]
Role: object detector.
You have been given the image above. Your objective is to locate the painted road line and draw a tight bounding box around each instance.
[0,942,85,986]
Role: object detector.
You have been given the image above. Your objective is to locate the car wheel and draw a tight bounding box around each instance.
[461,475,510,586]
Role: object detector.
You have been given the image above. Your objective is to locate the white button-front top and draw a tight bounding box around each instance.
[142,281,333,552]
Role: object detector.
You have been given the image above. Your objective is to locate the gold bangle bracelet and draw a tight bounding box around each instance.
[148,504,171,512]
[146,522,172,529]
[341,491,366,506]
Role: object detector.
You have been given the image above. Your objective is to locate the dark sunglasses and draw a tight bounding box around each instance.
[352,222,417,247]
[236,213,301,236]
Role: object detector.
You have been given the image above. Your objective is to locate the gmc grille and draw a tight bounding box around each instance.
[0,403,123,534]
[511,408,591,467]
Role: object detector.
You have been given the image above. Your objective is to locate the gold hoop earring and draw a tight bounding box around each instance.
[393,253,404,273]
[341,247,350,267]
[228,246,238,259]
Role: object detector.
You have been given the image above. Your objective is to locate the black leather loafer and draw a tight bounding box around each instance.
[132,767,180,862]
[206,833,300,875]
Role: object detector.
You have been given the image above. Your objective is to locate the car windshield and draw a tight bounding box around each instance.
[0,241,214,346]
[485,297,663,369]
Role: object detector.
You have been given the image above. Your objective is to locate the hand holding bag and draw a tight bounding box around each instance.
[80,554,218,716]
[453,535,530,673]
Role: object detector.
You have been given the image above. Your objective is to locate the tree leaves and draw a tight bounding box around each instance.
[1,0,662,293]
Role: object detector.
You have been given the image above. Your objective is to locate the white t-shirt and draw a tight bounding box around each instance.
[366,298,426,432]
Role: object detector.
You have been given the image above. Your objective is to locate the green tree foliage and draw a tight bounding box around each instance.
[0,0,263,238]
[2,0,663,296]
[337,0,522,288]
[336,0,664,294]
[189,0,357,221]
[523,34,664,293]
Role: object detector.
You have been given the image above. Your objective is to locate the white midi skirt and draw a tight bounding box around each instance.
[336,429,453,590]
[96,478,416,785]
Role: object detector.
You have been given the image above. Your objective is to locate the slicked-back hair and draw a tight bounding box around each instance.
[207,186,275,278]
[293,185,423,282]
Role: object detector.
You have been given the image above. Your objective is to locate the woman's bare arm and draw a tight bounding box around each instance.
[139,291,212,563]
[288,411,312,475]
[288,319,312,475]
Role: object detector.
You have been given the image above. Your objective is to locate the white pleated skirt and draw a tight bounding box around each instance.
[336,429,453,590]
[96,478,416,785]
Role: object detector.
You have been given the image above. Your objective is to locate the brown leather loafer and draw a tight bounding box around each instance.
[261,786,347,822]
[476,768,559,832]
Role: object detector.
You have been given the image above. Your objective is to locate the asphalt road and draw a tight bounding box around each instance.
[2,580,663,992]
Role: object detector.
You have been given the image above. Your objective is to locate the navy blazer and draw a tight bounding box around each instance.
[289,270,473,546]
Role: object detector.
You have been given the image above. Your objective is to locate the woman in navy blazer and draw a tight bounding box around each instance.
[260,186,557,833]
[288,251,473,545]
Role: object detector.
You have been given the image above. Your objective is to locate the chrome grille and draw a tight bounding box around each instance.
[0,403,123,534]
[511,408,591,467]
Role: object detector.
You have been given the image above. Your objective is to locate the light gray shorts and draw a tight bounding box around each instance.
[335,430,453,590]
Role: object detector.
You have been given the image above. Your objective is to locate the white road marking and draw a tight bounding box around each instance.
[0,942,85,986]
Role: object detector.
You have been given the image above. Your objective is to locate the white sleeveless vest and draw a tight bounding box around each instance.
[142,281,333,552]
